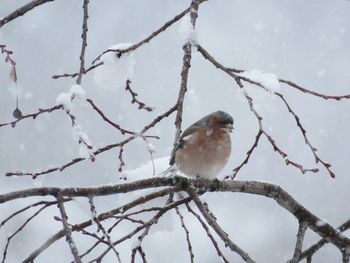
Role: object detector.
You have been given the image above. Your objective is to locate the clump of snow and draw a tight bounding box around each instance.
[147,142,156,153]
[72,125,95,159]
[69,84,86,99]
[131,238,142,249]
[72,125,90,144]
[93,43,135,91]
[56,92,73,111]
[240,70,280,92]
[316,219,327,227]
[178,14,197,43]
[55,84,86,111]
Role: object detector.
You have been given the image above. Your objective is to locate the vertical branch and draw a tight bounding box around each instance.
[76,0,89,85]
[87,196,122,263]
[175,207,194,263]
[173,0,200,143]
[56,195,82,263]
[186,204,229,263]
[289,221,308,263]
[187,186,256,263]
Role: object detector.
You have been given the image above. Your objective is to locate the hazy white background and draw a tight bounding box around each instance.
[1,0,350,262]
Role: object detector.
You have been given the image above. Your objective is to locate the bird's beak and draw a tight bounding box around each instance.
[225,123,234,133]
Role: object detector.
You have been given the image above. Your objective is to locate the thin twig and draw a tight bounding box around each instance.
[0,105,62,128]
[299,218,350,262]
[86,98,136,135]
[87,196,122,263]
[118,146,125,173]
[196,44,323,177]
[187,185,256,263]
[275,92,334,177]
[239,84,319,176]
[279,79,350,100]
[0,200,70,227]
[52,62,103,79]
[5,104,177,178]
[56,195,82,263]
[90,197,192,262]
[0,0,54,28]
[53,0,208,81]
[226,130,263,179]
[92,0,207,64]
[125,80,154,111]
[21,187,179,262]
[76,0,89,85]
[1,200,68,263]
[175,207,195,263]
[186,203,229,263]
[0,45,16,67]
[173,0,200,143]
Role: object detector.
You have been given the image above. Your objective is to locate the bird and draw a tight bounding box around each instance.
[169,111,233,180]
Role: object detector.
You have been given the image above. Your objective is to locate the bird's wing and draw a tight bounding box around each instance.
[169,123,202,165]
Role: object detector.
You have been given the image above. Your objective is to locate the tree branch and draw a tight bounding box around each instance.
[175,206,194,263]
[0,0,55,28]
[289,221,308,263]
[187,186,255,263]
[298,218,350,262]
[173,0,200,143]
[186,203,229,263]
[56,195,82,263]
[5,104,176,178]
[76,0,89,85]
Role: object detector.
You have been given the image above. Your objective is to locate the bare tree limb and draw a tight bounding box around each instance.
[1,200,68,263]
[0,105,62,128]
[288,221,308,263]
[87,196,122,263]
[125,80,154,112]
[279,79,350,101]
[91,0,207,65]
[90,196,192,262]
[56,195,82,263]
[186,203,229,263]
[275,92,334,177]
[0,0,55,28]
[21,187,179,262]
[299,219,350,262]
[76,0,89,85]
[175,206,195,263]
[86,98,137,135]
[239,83,318,175]
[196,43,334,178]
[173,0,200,143]
[2,177,350,254]
[5,104,176,178]
[0,199,70,227]
[226,130,263,179]
[187,185,256,263]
